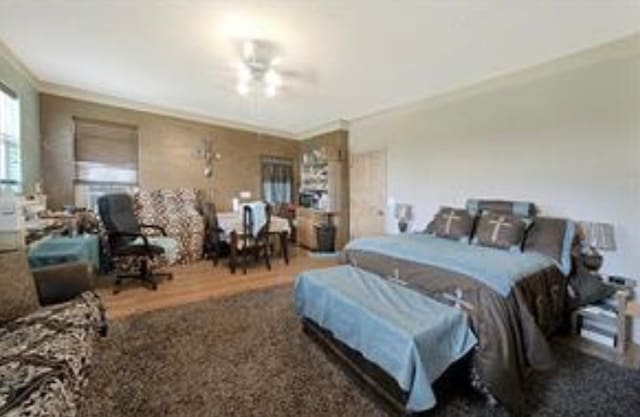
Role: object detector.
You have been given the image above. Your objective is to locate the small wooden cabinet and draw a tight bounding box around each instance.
[296,207,336,250]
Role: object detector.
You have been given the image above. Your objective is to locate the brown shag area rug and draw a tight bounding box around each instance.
[80,286,640,417]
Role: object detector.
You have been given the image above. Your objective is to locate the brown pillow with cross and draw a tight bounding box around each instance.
[426,207,474,241]
[472,211,527,250]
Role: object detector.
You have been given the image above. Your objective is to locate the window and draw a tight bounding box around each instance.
[0,83,20,192]
[73,117,139,209]
[261,156,294,204]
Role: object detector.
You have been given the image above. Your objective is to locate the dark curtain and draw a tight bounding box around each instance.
[262,159,293,204]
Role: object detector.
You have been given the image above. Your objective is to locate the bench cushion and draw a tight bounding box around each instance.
[294,265,476,412]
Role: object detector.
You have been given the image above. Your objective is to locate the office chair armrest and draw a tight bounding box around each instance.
[140,224,168,236]
[108,231,152,252]
[32,262,94,306]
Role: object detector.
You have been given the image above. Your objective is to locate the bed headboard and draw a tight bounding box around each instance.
[466,199,537,217]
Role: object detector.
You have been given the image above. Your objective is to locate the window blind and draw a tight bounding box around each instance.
[74,117,139,184]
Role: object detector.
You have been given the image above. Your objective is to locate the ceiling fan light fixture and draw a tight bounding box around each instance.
[242,40,255,60]
[270,56,282,67]
[265,84,277,98]
[264,68,282,88]
[235,39,284,98]
[238,64,252,82]
[237,81,250,96]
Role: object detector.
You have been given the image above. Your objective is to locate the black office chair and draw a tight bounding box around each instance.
[97,193,173,293]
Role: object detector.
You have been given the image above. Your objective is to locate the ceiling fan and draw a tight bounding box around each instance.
[236,39,284,98]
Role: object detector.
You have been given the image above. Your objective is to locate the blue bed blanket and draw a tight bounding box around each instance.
[294,265,477,412]
[345,234,558,296]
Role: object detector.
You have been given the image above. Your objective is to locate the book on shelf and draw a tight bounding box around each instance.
[578,312,618,348]
[580,327,617,348]
[581,303,616,316]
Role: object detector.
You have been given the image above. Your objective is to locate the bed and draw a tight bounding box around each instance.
[296,199,575,415]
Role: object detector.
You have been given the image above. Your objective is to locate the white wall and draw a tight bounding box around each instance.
[350,35,640,341]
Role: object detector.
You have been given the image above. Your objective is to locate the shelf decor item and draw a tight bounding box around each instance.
[194,137,221,179]
[394,203,412,233]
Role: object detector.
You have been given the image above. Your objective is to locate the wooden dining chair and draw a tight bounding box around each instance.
[229,203,272,274]
[201,202,228,266]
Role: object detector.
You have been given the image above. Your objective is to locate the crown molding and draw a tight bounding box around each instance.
[0,38,41,88]
[39,82,297,139]
[2,37,339,139]
[351,32,640,125]
[1,39,298,138]
[295,119,350,140]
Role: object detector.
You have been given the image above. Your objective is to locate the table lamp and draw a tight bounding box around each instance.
[578,221,616,271]
[394,203,413,233]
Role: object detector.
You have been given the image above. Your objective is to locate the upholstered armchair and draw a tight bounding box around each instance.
[135,188,206,263]
[0,251,106,417]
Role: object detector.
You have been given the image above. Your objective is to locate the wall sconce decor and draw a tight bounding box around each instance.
[195,137,222,178]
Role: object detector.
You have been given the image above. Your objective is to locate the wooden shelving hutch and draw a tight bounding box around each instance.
[296,130,349,251]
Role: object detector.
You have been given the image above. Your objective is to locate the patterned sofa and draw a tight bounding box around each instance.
[135,188,205,264]
[0,251,106,417]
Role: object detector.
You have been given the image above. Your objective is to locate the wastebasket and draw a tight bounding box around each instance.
[314,223,336,252]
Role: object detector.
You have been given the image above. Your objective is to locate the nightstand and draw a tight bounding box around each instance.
[622,299,640,355]
[571,276,636,354]
[615,290,633,354]
[626,300,640,317]
[606,276,638,354]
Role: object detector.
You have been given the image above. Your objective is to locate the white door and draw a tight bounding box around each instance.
[350,149,387,238]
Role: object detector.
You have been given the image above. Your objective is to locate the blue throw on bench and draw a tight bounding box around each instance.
[294,265,477,412]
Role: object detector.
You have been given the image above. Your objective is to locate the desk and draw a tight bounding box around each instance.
[28,235,101,271]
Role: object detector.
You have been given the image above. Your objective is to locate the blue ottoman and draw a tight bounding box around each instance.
[28,234,101,271]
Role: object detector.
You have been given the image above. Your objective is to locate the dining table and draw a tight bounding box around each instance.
[216,211,291,235]
[216,211,292,265]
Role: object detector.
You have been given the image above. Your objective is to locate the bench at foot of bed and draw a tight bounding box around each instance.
[294,265,478,414]
[302,318,480,416]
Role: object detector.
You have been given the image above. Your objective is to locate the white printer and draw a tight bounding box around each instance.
[0,183,25,251]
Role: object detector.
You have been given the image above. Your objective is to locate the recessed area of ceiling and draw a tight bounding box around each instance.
[0,1,638,136]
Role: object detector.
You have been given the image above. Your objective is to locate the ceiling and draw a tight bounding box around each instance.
[1,0,639,137]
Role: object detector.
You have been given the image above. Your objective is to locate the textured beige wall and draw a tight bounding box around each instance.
[40,94,300,210]
[350,35,640,340]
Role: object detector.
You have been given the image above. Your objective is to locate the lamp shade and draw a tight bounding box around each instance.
[579,221,616,251]
[394,203,413,221]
